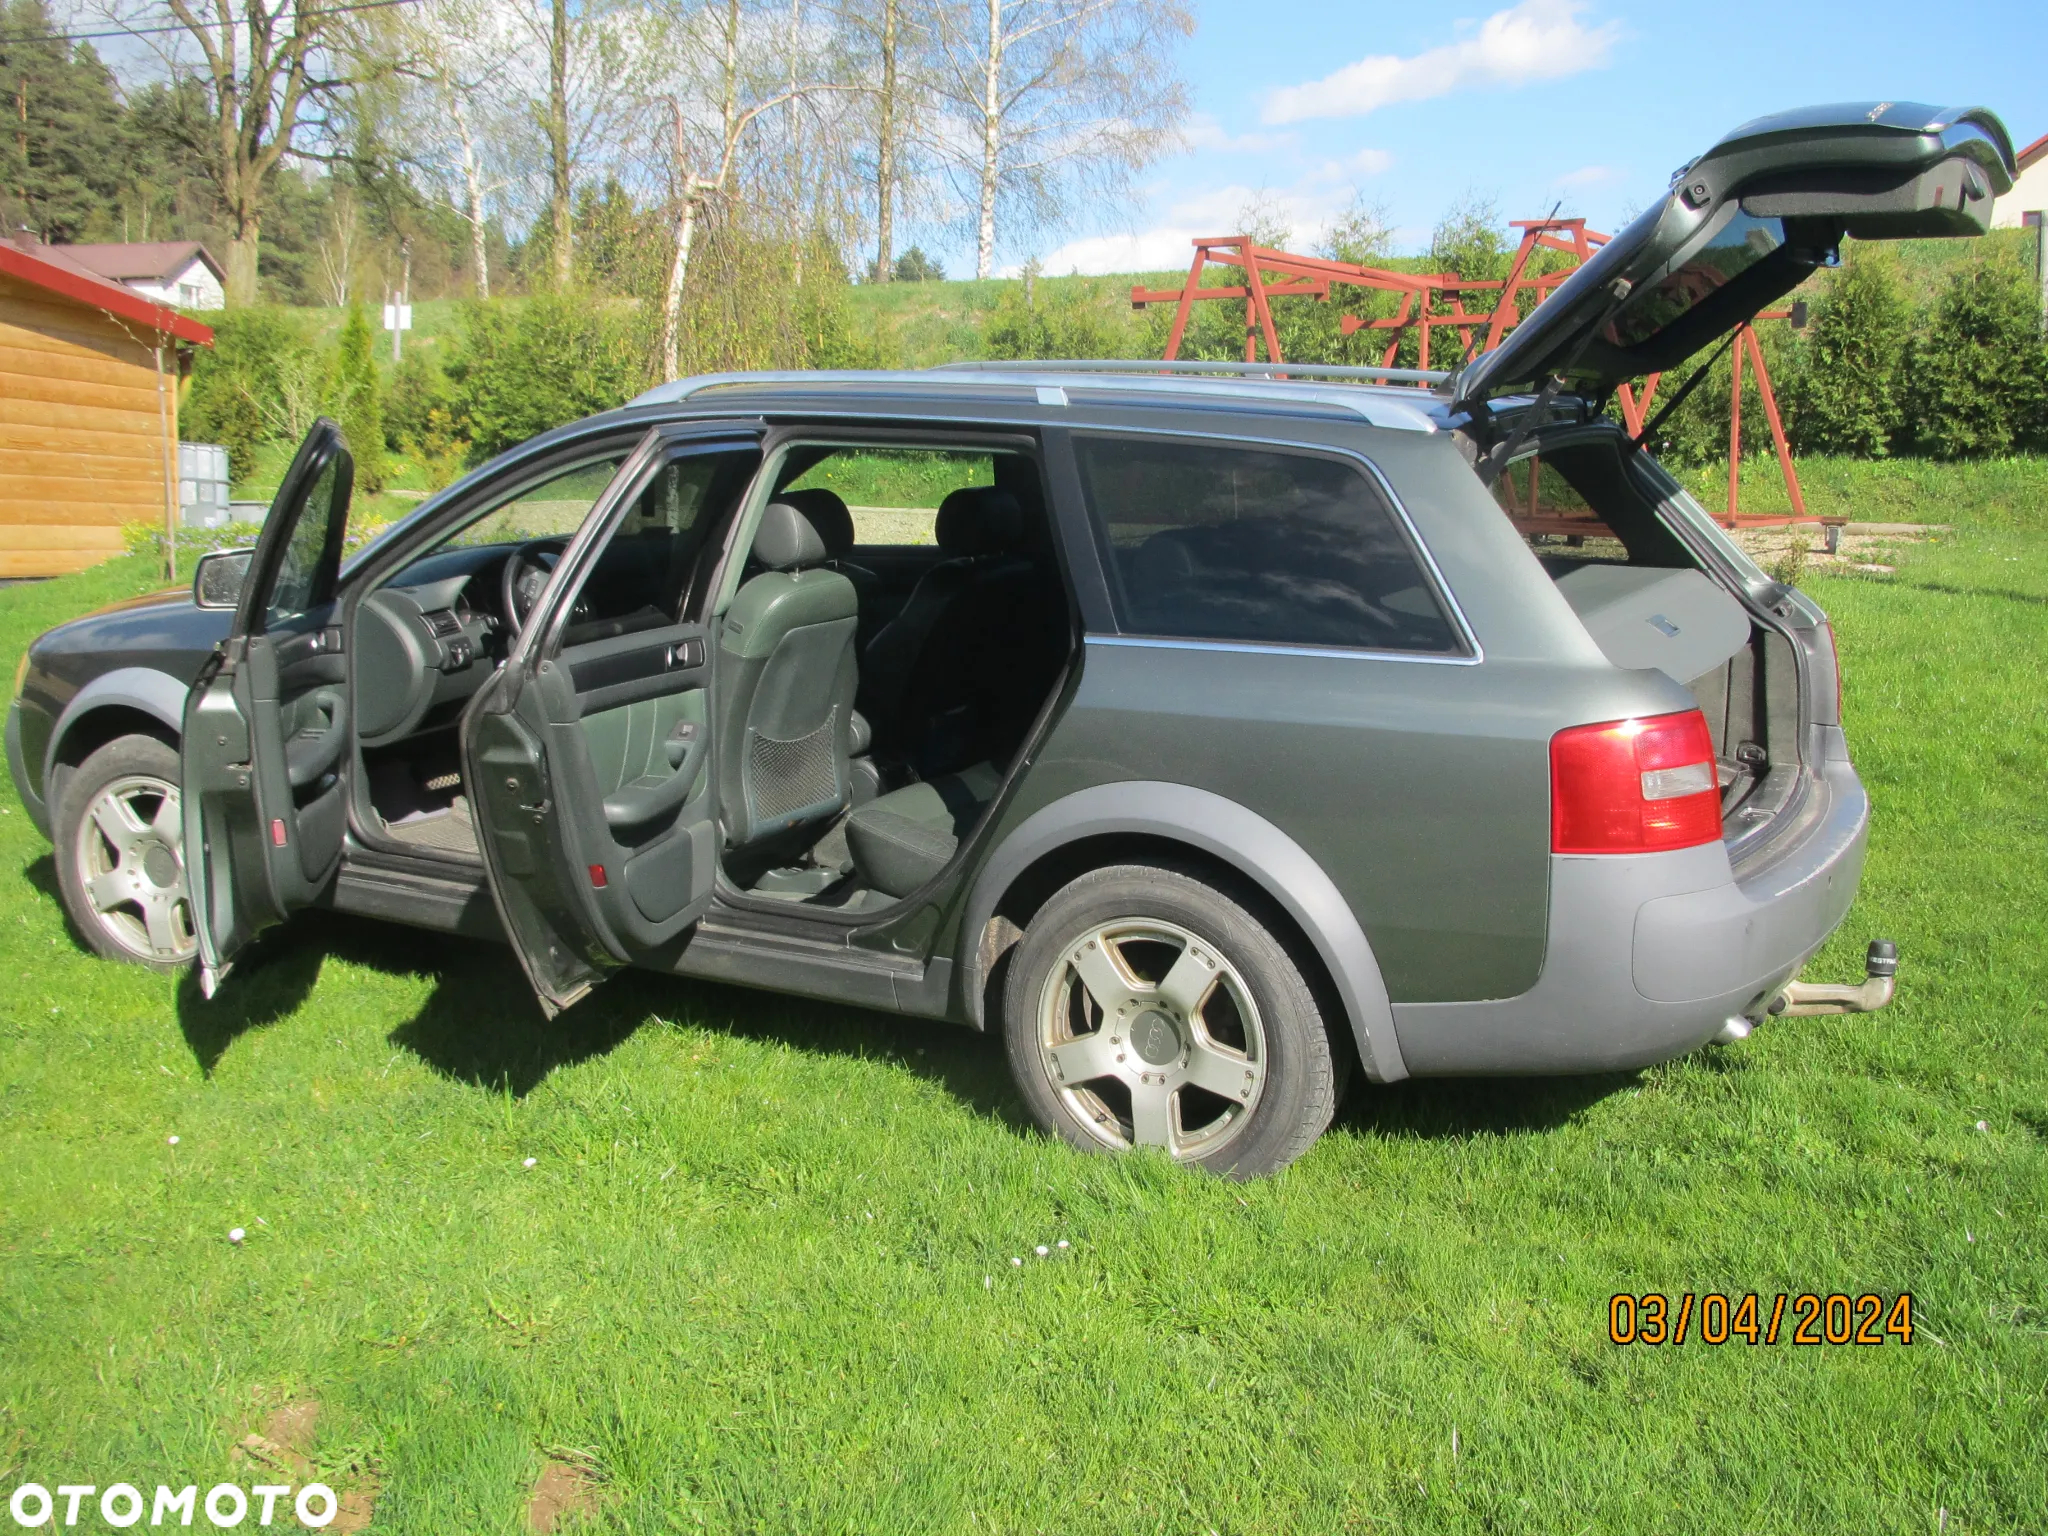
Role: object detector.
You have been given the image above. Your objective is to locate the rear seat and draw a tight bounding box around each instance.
[842,762,1001,898]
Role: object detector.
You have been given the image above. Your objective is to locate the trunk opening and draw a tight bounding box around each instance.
[1484,426,1819,842]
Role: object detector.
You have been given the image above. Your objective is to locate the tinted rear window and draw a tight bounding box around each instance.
[1073,436,1462,653]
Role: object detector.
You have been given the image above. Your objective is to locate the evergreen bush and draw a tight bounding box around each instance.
[444,294,640,462]
[1792,248,1910,456]
[330,302,387,491]
[1900,256,2048,458]
[181,308,319,482]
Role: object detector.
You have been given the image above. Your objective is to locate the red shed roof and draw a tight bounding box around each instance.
[0,238,215,347]
[2018,132,2048,171]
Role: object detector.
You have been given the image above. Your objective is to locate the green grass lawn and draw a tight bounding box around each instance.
[4,489,2046,1532]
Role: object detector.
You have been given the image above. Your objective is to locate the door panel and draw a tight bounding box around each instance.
[182,420,354,993]
[467,681,618,1009]
[463,427,764,1015]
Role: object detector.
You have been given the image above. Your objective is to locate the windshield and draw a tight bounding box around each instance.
[1605,211,1785,349]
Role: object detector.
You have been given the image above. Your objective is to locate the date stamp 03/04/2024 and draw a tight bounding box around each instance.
[1608,1293,1916,1346]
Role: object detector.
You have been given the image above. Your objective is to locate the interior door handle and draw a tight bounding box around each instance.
[602,730,705,830]
[285,687,349,788]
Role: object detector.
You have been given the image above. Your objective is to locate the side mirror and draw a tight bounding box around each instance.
[192,548,255,610]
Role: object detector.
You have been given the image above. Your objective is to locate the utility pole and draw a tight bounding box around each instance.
[398,239,412,363]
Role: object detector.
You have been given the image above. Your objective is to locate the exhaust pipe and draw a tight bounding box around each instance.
[1769,940,1899,1018]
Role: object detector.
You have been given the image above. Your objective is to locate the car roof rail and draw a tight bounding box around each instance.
[928,358,1453,386]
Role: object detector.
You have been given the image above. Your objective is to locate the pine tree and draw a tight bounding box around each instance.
[0,0,136,242]
[332,302,387,492]
[1792,248,1910,456]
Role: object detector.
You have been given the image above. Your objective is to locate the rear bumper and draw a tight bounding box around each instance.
[1392,740,1869,1074]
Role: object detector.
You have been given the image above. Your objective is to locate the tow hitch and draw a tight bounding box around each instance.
[1772,940,1900,1017]
[1714,941,1898,1043]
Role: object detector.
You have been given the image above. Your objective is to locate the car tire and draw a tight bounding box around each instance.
[54,734,198,973]
[1001,863,1339,1179]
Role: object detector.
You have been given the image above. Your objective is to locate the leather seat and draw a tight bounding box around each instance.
[859,486,1066,776]
[778,487,883,651]
[843,762,1001,898]
[716,500,861,851]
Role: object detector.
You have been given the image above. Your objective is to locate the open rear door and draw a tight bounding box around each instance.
[462,424,763,1016]
[1452,102,2017,411]
[182,420,355,995]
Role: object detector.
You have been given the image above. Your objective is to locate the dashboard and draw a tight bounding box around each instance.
[354,543,519,746]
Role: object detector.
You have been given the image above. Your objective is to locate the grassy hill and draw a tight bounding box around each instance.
[844,227,2045,370]
[211,226,2040,506]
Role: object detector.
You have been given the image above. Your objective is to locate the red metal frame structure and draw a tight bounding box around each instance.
[1130,222,1828,537]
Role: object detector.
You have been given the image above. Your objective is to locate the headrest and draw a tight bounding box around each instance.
[752,501,831,571]
[1131,528,1202,587]
[779,488,854,558]
[935,487,1026,558]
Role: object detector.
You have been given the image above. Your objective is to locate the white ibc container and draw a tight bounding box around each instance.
[178,441,232,529]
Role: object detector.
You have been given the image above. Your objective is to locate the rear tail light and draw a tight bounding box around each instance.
[1551,710,1723,854]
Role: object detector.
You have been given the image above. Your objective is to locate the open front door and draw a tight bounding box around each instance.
[182,420,355,995]
[461,424,763,1016]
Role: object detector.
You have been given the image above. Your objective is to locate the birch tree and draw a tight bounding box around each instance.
[872,0,901,281]
[837,0,925,282]
[930,0,1191,280]
[398,0,518,298]
[650,0,849,379]
[313,184,361,304]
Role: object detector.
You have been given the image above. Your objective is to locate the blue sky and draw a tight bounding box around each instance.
[992,0,2047,276]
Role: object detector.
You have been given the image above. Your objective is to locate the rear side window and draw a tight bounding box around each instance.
[1073,436,1462,654]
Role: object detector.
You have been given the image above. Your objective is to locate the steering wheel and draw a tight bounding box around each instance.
[501,538,567,635]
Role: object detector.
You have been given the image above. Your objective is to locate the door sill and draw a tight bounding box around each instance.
[331,843,500,938]
[677,913,956,1022]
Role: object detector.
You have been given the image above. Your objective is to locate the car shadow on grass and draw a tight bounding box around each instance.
[22,851,337,1079]
[1888,577,2048,608]
[148,888,1622,1146]
[1334,1069,1639,1141]
[173,932,330,1076]
[176,907,1028,1125]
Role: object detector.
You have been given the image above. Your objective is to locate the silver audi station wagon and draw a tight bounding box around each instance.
[8,104,2009,1173]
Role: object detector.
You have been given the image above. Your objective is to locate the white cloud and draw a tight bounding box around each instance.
[1021,229,1213,276]
[1181,113,1298,155]
[1310,148,1396,182]
[1554,163,1619,187]
[1261,0,1622,124]
[1033,168,1396,274]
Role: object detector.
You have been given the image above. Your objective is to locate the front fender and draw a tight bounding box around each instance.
[43,665,191,794]
[959,780,1408,1084]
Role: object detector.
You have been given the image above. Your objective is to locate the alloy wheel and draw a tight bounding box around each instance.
[72,772,197,965]
[1035,917,1267,1159]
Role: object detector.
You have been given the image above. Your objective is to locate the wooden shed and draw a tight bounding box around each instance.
[0,238,215,578]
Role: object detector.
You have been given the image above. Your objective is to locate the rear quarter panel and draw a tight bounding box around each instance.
[988,421,1696,1005]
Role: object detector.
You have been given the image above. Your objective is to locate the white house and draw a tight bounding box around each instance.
[1992,132,2048,229]
[45,241,227,310]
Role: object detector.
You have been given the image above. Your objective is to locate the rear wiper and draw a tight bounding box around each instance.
[1627,328,1742,454]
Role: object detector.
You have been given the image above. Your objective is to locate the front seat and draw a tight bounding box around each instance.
[716,499,861,854]
[844,762,1002,899]
[778,486,883,650]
